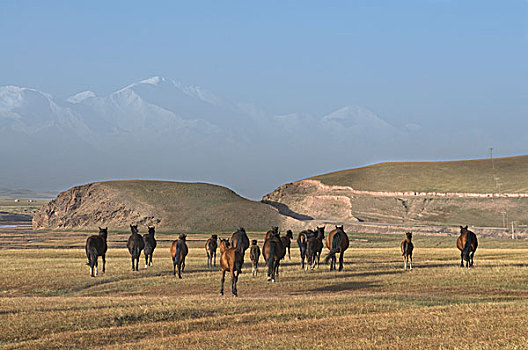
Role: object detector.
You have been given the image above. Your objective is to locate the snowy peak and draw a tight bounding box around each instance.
[322,105,392,130]
[66,90,96,104]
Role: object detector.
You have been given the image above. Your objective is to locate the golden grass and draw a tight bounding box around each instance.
[2,231,528,349]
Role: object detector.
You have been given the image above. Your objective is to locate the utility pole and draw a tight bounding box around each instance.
[500,211,506,228]
[511,221,515,240]
[490,147,495,169]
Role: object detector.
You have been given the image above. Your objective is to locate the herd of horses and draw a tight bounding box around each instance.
[85,224,479,296]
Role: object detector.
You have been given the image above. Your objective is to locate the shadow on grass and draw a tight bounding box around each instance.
[307,280,379,293]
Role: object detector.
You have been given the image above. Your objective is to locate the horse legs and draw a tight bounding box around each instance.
[460,251,464,267]
[94,257,98,276]
[182,258,186,272]
[231,269,238,297]
[288,246,291,260]
[220,270,226,295]
[338,251,344,271]
[136,257,140,271]
[177,261,182,279]
[172,258,176,276]
[131,256,135,271]
[206,253,210,269]
[102,254,106,273]
[213,251,216,267]
[149,254,153,267]
[470,251,475,267]
[403,254,407,270]
[145,254,149,269]
[409,254,413,270]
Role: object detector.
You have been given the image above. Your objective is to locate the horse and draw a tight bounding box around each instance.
[205,234,218,268]
[265,226,279,240]
[219,238,243,296]
[143,226,157,268]
[324,225,350,271]
[263,231,284,282]
[297,229,315,269]
[127,224,145,271]
[85,227,108,277]
[170,234,189,278]
[401,232,414,270]
[457,225,478,268]
[231,227,250,262]
[281,230,294,260]
[306,226,325,270]
[249,239,261,277]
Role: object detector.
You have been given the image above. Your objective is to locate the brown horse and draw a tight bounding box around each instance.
[249,239,260,277]
[127,224,145,271]
[265,226,279,240]
[297,229,315,269]
[401,232,414,270]
[281,230,294,260]
[85,227,108,277]
[170,234,189,278]
[231,228,250,262]
[306,226,325,270]
[457,225,478,268]
[324,225,349,271]
[263,231,284,282]
[205,234,218,268]
[219,238,243,296]
[143,226,157,268]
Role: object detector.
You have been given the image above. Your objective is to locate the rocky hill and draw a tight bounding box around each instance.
[263,156,528,227]
[33,180,302,232]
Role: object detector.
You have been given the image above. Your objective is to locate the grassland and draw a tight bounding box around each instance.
[311,155,528,193]
[2,227,528,349]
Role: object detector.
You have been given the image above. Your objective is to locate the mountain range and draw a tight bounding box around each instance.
[0,76,412,198]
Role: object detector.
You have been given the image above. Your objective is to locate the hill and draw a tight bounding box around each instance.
[311,155,528,193]
[33,180,299,232]
[264,155,528,227]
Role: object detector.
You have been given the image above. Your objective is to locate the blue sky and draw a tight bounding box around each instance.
[1,1,528,196]
[2,1,526,120]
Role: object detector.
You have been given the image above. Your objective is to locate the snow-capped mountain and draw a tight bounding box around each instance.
[0,76,408,197]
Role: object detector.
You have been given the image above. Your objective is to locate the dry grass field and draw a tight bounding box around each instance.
[1,227,528,349]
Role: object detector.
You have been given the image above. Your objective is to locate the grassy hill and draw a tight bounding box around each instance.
[311,155,528,193]
[33,180,288,232]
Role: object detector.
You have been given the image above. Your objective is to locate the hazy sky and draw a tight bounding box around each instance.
[1,1,528,197]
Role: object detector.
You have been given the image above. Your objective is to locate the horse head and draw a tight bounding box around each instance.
[220,238,230,252]
[178,233,187,241]
[406,232,412,240]
[130,224,138,234]
[251,239,258,245]
[460,225,469,234]
[212,234,218,241]
[98,227,108,239]
[286,230,293,239]
[147,226,155,236]
[336,225,344,231]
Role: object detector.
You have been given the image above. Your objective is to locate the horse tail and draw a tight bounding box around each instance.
[463,232,474,260]
[297,232,307,258]
[402,241,408,256]
[86,243,98,267]
[175,241,182,265]
[234,254,243,277]
[324,232,342,264]
[268,239,276,277]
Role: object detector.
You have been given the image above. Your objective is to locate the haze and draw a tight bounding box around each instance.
[1,1,527,199]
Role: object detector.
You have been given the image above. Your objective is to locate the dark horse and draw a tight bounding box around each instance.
[85,227,108,277]
[127,224,145,271]
[324,225,350,271]
[306,226,325,270]
[297,229,316,269]
[457,225,478,268]
[219,238,243,296]
[205,234,218,268]
[171,234,189,278]
[231,227,250,262]
[143,226,157,268]
[249,239,260,277]
[281,230,294,260]
[265,226,279,240]
[401,232,414,270]
[263,230,284,282]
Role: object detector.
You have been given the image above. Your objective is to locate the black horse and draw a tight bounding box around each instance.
[297,229,315,269]
[127,224,145,271]
[85,227,108,277]
[306,226,325,270]
[231,227,250,262]
[143,226,157,268]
